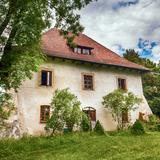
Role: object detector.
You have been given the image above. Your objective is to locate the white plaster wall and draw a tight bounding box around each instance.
[16,59,152,135]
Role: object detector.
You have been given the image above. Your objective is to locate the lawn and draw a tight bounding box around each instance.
[1,132,160,160]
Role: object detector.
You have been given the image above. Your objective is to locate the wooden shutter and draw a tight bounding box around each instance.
[40,105,50,123]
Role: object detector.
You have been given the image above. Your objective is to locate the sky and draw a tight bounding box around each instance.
[80,0,160,63]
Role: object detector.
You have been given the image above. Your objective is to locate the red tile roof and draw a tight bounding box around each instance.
[41,28,149,72]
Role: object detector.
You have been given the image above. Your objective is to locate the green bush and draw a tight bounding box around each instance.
[94,120,105,135]
[148,115,159,125]
[45,88,82,135]
[156,124,160,131]
[131,120,145,135]
[81,113,91,132]
[102,89,142,130]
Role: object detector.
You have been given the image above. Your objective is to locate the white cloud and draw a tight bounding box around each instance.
[80,0,160,61]
[152,45,160,58]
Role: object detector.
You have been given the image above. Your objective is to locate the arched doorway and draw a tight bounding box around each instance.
[82,107,96,122]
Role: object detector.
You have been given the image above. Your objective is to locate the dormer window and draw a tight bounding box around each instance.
[73,45,93,55]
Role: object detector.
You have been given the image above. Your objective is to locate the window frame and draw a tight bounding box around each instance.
[40,105,50,123]
[38,68,54,88]
[41,70,52,86]
[117,77,127,90]
[82,73,95,91]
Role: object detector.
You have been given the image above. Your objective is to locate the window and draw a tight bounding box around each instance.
[82,48,90,55]
[73,46,92,55]
[83,74,94,90]
[83,107,96,121]
[122,111,128,123]
[118,78,126,90]
[40,105,50,123]
[139,112,145,121]
[41,70,52,86]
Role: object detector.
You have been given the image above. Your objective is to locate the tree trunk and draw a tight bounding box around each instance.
[0,0,16,36]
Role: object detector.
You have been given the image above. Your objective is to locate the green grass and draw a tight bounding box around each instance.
[1,132,160,160]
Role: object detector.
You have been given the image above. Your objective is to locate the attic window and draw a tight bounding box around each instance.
[73,46,92,55]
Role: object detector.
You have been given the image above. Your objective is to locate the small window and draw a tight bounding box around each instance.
[82,48,90,55]
[77,48,81,54]
[139,112,145,121]
[83,74,94,90]
[122,111,128,123]
[118,78,126,90]
[41,70,52,86]
[40,105,50,123]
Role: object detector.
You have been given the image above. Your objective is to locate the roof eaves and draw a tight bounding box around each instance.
[44,50,150,73]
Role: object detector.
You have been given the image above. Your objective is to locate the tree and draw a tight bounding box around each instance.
[123,49,160,116]
[45,88,82,135]
[94,120,105,135]
[0,91,14,129]
[0,0,95,128]
[0,0,95,91]
[123,49,143,65]
[102,89,141,130]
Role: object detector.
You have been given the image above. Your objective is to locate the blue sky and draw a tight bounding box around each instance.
[80,0,160,63]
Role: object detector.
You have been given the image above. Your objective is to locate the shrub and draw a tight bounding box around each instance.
[156,124,160,131]
[131,120,145,135]
[81,113,91,132]
[45,88,82,135]
[148,115,159,125]
[94,120,105,135]
[102,89,142,130]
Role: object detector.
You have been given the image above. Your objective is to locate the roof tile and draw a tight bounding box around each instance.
[41,28,149,71]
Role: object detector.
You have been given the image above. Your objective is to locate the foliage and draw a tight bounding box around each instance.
[123,49,160,117]
[0,44,45,91]
[0,0,95,91]
[0,91,14,129]
[94,120,105,135]
[2,132,160,159]
[102,89,142,129]
[156,124,160,132]
[45,88,82,134]
[80,113,91,132]
[142,115,160,132]
[148,115,159,125]
[131,120,145,135]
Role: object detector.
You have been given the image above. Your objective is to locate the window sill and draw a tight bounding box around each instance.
[40,121,47,124]
[39,85,53,88]
[82,88,95,91]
